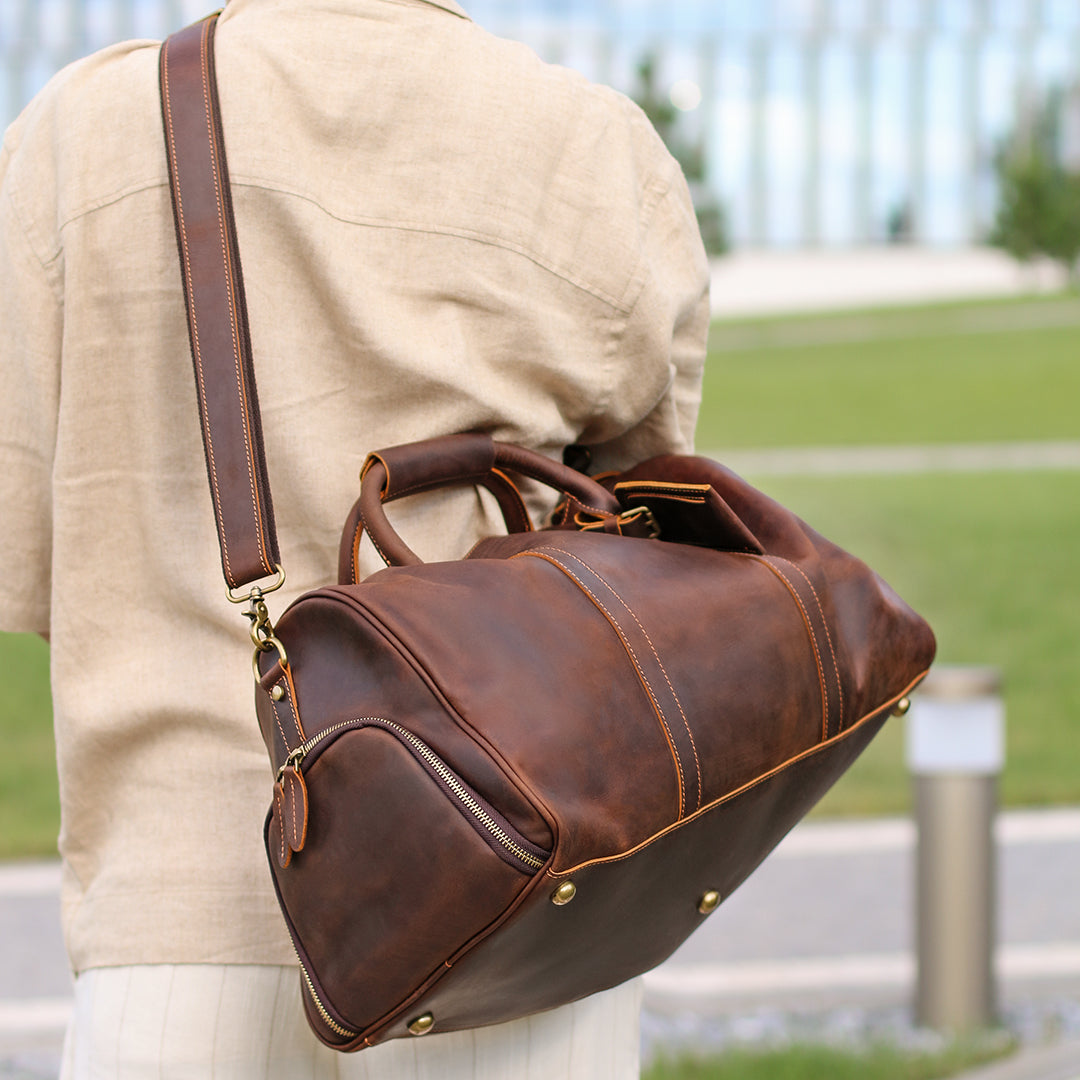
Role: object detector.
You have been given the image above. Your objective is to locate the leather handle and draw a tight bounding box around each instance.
[160,14,281,590]
[347,434,621,570]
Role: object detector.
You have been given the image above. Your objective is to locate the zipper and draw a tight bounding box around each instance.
[283,718,547,874]
[295,946,358,1040]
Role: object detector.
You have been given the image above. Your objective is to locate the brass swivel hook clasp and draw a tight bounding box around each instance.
[225,566,289,681]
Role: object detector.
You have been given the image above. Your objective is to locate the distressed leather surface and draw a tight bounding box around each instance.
[369,699,893,1044]
[160,18,280,588]
[260,445,935,1048]
[159,13,935,1056]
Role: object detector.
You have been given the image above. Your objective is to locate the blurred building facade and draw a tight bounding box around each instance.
[2,0,1079,247]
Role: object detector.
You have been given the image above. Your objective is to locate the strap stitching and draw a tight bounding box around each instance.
[276,669,305,744]
[162,35,235,585]
[200,21,273,580]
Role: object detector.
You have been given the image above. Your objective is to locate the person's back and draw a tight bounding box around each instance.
[0,0,709,1074]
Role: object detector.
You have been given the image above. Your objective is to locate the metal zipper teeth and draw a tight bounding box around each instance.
[374,719,547,872]
[295,947,358,1040]
[292,717,545,872]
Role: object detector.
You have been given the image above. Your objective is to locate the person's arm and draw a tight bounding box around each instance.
[0,127,62,639]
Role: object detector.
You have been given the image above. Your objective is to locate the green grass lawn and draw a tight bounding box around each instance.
[644,1038,1013,1080]
[698,294,1080,818]
[699,294,1080,449]
[0,631,56,857]
[760,470,1080,817]
[2,294,1078,856]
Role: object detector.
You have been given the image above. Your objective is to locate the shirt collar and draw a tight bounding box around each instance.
[222,0,470,16]
[416,0,470,17]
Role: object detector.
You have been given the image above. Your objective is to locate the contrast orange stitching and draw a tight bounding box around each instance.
[634,494,705,505]
[288,773,299,848]
[615,482,709,499]
[487,469,532,533]
[282,668,305,742]
[553,675,929,878]
[758,557,830,740]
[360,510,394,567]
[775,558,844,733]
[545,547,702,811]
[573,498,619,517]
[269,696,291,754]
[162,39,234,585]
[350,523,363,583]
[515,548,686,818]
[201,22,272,575]
[274,785,286,864]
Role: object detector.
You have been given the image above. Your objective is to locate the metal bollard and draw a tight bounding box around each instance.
[905,665,1004,1032]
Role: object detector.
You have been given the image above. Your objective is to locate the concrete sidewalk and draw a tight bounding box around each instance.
[3,248,1076,1078]
[953,1038,1080,1080]
[638,808,1080,1074]
[708,246,1069,320]
[3,808,1079,1077]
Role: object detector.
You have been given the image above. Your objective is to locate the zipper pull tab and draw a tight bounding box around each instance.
[273,755,309,868]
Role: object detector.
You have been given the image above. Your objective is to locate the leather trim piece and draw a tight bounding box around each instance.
[514,545,702,819]
[160,15,280,588]
[553,671,927,878]
[757,555,843,740]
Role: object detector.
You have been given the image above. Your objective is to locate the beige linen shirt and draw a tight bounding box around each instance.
[0,0,708,972]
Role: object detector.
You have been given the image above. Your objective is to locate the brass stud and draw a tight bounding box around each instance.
[552,881,577,906]
[408,1013,434,1036]
[271,685,285,702]
[697,890,721,915]
[891,697,911,717]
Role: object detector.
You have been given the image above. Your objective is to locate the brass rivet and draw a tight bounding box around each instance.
[891,697,911,717]
[697,890,721,915]
[552,881,577,906]
[408,1013,434,1036]
[271,685,285,702]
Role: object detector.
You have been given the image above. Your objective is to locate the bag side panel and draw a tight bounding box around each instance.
[274,593,555,851]
[361,700,892,1044]
[355,535,828,869]
[269,727,541,1038]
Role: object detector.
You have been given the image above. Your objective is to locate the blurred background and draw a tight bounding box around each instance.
[1,2,1079,1079]
[4,0,1080,252]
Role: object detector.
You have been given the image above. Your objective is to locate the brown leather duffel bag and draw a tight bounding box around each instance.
[161,15,936,1052]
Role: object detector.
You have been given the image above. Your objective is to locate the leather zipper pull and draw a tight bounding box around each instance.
[273,782,292,868]
[273,762,309,867]
[282,764,309,856]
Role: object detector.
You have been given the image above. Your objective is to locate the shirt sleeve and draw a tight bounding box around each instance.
[0,132,62,634]
[586,158,710,474]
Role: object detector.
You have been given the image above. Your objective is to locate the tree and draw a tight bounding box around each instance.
[632,56,728,256]
[990,88,1080,284]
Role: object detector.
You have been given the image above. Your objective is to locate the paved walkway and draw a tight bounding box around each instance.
[708,247,1070,319]
[3,808,1079,1076]
[708,440,1080,478]
[4,247,1076,1077]
[640,808,1080,1077]
[643,808,1080,1012]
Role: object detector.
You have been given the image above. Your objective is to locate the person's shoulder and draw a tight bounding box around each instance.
[460,21,682,218]
[2,40,165,232]
[473,23,672,164]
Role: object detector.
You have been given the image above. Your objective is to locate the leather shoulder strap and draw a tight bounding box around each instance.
[160,14,281,591]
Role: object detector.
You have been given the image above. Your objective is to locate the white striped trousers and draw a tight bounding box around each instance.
[61,965,642,1079]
